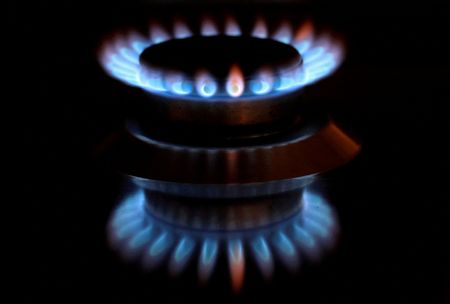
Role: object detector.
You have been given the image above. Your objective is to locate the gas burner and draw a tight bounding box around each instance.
[98,13,359,294]
[99,16,343,101]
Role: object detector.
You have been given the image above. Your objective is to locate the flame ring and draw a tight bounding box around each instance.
[99,16,344,100]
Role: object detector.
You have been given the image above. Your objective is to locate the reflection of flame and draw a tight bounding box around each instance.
[251,236,273,279]
[198,239,219,283]
[107,185,339,292]
[226,64,244,98]
[273,231,299,270]
[228,239,245,293]
[169,237,195,275]
[99,16,344,100]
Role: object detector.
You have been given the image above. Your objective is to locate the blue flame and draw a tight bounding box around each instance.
[273,231,299,270]
[174,20,193,39]
[131,39,151,54]
[149,232,172,257]
[169,236,196,275]
[251,236,274,278]
[225,16,241,36]
[294,40,312,54]
[174,237,195,263]
[139,68,166,92]
[150,24,170,44]
[107,185,339,290]
[272,21,293,44]
[198,239,219,282]
[195,70,218,97]
[201,17,219,36]
[252,17,269,39]
[166,73,193,95]
[249,69,273,95]
[250,80,271,95]
[292,224,316,249]
[99,16,344,101]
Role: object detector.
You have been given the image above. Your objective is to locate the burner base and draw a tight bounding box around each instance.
[101,116,360,184]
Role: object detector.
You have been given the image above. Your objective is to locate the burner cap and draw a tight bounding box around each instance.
[140,35,302,80]
[99,17,346,126]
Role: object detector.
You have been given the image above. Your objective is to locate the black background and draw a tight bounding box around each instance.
[13,0,449,302]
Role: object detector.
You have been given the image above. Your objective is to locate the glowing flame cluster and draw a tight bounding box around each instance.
[99,16,344,100]
[108,187,339,292]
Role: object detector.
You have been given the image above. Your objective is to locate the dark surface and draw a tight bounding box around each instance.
[14,0,449,303]
[140,35,301,79]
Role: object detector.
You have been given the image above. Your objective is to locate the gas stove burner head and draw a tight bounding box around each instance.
[99,16,344,101]
[99,12,360,294]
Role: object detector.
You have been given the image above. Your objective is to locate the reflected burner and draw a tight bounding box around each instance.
[108,185,338,292]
